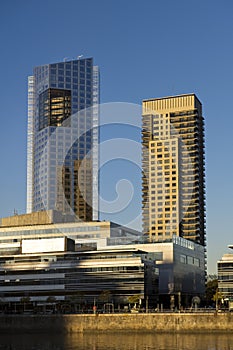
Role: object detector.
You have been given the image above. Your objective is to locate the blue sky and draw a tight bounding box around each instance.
[0,0,233,273]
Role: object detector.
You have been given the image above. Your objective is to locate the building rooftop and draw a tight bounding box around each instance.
[0,210,77,228]
[143,93,200,103]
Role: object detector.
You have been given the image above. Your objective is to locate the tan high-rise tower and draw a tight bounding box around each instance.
[142,94,205,246]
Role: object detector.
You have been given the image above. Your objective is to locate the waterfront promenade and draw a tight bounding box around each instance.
[1,312,233,333]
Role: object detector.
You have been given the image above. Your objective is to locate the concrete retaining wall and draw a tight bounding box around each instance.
[1,313,233,333]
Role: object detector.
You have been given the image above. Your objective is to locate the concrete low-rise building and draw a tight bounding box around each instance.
[0,210,141,255]
[218,245,233,308]
[0,211,205,310]
[0,236,159,311]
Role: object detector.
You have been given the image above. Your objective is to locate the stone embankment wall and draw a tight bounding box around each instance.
[1,313,233,333]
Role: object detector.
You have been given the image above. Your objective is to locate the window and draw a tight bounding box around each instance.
[180,255,186,264]
[187,256,194,265]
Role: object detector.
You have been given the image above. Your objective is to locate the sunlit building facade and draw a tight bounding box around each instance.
[0,212,204,309]
[142,94,206,246]
[26,58,99,221]
[0,211,154,308]
[218,245,233,303]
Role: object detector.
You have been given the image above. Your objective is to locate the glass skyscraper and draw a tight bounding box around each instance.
[27,57,99,221]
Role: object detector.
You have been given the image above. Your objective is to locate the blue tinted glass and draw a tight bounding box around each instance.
[65,62,71,69]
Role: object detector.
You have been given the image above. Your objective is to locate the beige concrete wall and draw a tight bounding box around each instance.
[0,211,54,227]
[0,313,233,333]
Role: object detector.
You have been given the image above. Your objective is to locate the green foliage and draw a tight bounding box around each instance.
[128,295,140,305]
[20,296,31,304]
[46,296,56,303]
[205,279,218,305]
[98,290,111,303]
[69,292,84,302]
[212,290,223,303]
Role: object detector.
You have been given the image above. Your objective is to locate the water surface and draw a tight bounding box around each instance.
[0,333,233,350]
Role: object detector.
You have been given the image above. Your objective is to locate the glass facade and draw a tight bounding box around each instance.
[0,248,150,305]
[26,76,35,213]
[27,58,99,220]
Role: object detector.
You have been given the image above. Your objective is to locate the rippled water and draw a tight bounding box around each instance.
[0,333,233,350]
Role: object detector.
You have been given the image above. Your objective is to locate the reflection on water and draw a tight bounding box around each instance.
[0,333,233,350]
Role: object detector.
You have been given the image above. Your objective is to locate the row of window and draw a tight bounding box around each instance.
[0,225,103,238]
[150,193,177,198]
[151,161,177,168]
[150,232,175,237]
[218,275,233,280]
[180,254,200,267]
[151,201,177,206]
[151,225,177,231]
[150,156,176,164]
[151,210,177,216]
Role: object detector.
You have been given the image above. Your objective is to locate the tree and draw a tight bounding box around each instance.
[46,296,56,303]
[205,279,218,306]
[98,290,112,303]
[46,296,57,313]
[128,295,141,309]
[69,292,85,312]
[20,296,31,312]
[212,289,223,310]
